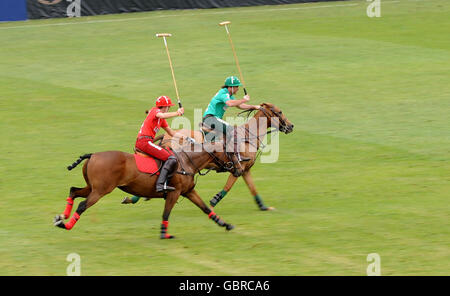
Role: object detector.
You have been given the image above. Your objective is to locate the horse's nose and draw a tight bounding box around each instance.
[286,124,294,133]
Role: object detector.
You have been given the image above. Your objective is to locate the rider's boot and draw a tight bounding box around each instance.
[156,156,177,193]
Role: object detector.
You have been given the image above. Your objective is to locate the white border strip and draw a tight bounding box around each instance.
[0,2,358,30]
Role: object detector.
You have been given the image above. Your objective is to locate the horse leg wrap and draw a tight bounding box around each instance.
[160,220,174,239]
[63,197,74,219]
[210,190,227,207]
[254,194,268,211]
[209,190,228,207]
[208,211,225,227]
[64,212,80,230]
[131,196,141,204]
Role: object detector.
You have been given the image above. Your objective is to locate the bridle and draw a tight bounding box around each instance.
[237,105,290,145]
[258,106,290,133]
[176,142,240,177]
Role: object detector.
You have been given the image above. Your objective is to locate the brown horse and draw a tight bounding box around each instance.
[137,102,294,210]
[53,141,242,239]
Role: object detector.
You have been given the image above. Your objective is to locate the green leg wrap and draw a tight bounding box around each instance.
[210,189,228,207]
[131,195,141,204]
[254,194,268,210]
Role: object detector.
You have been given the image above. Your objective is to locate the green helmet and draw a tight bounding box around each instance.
[224,76,242,87]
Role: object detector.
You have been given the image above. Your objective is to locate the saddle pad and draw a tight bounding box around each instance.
[134,153,160,175]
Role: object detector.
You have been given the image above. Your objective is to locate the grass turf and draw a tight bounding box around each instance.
[0,0,449,275]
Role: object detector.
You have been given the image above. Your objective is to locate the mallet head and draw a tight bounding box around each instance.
[156,33,172,37]
[219,21,231,26]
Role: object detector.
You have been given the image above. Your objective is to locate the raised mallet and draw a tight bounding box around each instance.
[156,33,182,108]
[219,21,247,95]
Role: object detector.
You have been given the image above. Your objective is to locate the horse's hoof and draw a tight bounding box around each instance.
[121,197,132,204]
[53,216,66,229]
[260,206,275,211]
[53,215,62,224]
[225,224,234,231]
[160,234,175,239]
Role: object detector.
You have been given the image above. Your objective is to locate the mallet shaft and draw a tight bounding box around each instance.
[156,33,182,108]
[219,21,247,95]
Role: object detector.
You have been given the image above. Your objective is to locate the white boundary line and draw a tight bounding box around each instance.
[0,2,359,30]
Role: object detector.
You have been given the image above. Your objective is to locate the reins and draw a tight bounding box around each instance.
[167,105,288,177]
[174,142,234,177]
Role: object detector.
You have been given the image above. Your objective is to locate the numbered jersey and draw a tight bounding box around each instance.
[137,107,168,139]
[203,88,234,119]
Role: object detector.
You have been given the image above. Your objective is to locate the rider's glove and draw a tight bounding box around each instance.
[185,137,196,144]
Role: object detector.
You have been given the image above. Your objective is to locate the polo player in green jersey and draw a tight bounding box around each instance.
[202,76,260,162]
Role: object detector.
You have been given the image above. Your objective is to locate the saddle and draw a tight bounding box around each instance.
[133,148,162,175]
[199,122,222,142]
[199,122,214,133]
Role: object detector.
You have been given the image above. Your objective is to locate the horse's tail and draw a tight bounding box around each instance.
[67,153,93,171]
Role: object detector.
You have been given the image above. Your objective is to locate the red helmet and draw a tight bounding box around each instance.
[155,96,175,107]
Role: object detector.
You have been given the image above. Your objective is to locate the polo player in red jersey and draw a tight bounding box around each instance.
[136,95,184,192]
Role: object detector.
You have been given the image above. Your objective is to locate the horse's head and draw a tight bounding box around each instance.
[259,103,294,134]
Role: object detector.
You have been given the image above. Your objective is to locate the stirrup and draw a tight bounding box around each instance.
[156,182,175,193]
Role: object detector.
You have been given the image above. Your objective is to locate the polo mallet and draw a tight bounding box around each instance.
[156,33,182,108]
[219,21,247,95]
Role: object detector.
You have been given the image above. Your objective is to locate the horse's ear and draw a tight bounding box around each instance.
[260,102,271,108]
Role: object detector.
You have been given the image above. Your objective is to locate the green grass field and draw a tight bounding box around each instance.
[0,0,449,275]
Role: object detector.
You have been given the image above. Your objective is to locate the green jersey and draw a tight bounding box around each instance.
[203,88,234,119]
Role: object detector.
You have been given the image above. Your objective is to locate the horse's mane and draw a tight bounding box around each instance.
[237,108,257,119]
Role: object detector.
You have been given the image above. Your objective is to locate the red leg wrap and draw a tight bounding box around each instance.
[65,212,80,230]
[63,197,74,219]
[161,220,173,238]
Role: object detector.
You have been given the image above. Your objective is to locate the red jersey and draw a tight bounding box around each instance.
[137,107,168,139]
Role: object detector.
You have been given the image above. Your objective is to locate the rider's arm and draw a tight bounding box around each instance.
[156,107,184,119]
[225,99,247,107]
[237,103,260,110]
[225,95,250,107]
[162,126,177,137]
[162,126,193,142]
